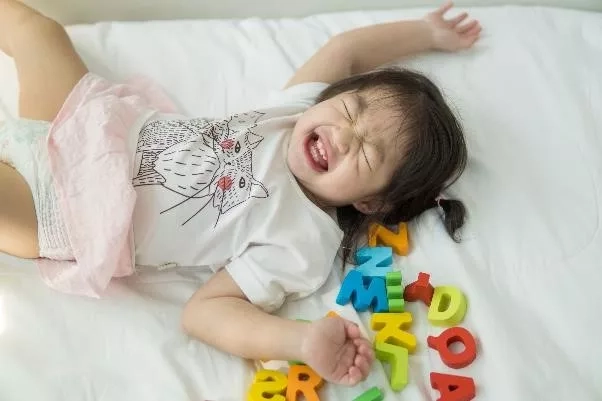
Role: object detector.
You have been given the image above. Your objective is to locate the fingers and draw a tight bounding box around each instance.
[337,342,364,386]
[343,318,361,339]
[341,342,357,370]
[436,0,454,16]
[436,0,481,37]
[448,12,468,28]
[460,26,481,48]
[354,338,374,361]
[353,337,374,382]
[354,353,372,379]
[346,366,363,386]
[457,19,480,35]
[334,320,378,386]
[465,24,482,37]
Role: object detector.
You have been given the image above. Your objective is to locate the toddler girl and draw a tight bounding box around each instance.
[0,0,480,386]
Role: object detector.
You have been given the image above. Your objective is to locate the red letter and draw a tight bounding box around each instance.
[427,327,477,369]
[430,372,476,401]
[403,272,434,306]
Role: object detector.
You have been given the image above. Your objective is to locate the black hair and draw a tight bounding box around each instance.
[315,67,468,265]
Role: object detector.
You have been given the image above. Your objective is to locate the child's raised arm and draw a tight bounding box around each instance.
[286,1,481,88]
[181,269,374,386]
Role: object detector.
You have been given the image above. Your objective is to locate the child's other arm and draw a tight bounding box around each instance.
[181,269,374,386]
[182,269,306,361]
[285,1,480,88]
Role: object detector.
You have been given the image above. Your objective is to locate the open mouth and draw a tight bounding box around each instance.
[304,132,329,172]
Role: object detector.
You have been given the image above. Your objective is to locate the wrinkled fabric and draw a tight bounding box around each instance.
[37,73,177,297]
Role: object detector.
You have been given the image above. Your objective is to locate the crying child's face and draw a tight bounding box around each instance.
[286,89,403,212]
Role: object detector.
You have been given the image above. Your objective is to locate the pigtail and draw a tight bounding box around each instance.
[337,205,373,269]
[438,198,466,242]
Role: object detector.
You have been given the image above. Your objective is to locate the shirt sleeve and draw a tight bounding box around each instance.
[225,242,336,313]
[258,82,330,111]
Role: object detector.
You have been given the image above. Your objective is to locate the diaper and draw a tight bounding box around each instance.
[0,103,72,260]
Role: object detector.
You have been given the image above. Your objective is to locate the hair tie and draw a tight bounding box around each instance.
[435,196,444,209]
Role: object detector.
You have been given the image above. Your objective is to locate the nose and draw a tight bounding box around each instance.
[331,126,354,155]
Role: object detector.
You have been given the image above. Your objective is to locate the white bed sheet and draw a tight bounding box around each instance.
[0,5,601,401]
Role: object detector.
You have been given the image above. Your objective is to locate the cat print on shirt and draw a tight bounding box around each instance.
[133,112,269,226]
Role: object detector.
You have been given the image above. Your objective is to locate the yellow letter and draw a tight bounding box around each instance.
[427,286,468,327]
[374,342,409,391]
[371,312,416,353]
[247,369,287,401]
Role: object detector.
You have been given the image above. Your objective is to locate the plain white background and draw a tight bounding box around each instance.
[23,0,602,24]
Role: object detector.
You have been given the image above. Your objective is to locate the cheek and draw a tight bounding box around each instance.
[298,108,320,126]
[298,105,337,130]
[322,170,365,195]
[333,169,383,198]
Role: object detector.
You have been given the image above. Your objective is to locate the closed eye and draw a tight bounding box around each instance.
[342,100,373,171]
[342,100,353,122]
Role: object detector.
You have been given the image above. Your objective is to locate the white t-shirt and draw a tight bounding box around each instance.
[131,83,343,312]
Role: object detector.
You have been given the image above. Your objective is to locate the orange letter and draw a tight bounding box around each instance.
[368,222,409,255]
[286,365,323,401]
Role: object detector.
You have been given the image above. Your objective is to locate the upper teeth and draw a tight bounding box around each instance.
[309,137,328,167]
[310,145,320,164]
[315,138,327,160]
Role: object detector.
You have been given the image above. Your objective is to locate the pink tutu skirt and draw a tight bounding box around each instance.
[37,73,177,297]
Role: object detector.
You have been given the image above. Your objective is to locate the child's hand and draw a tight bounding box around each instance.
[424,1,482,52]
[301,316,374,386]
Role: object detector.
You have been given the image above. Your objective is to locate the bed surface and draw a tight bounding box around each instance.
[0,5,601,401]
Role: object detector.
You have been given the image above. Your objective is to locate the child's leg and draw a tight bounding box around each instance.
[0,161,38,258]
[0,0,88,121]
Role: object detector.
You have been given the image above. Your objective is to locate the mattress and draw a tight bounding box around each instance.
[0,5,601,401]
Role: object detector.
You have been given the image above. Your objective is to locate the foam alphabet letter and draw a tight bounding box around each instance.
[371,312,417,353]
[388,299,404,312]
[374,342,409,391]
[386,271,403,297]
[355,246,393,278]
[286,365,323,401]
[247,369,287,401]
[427,286,468,327]
[352,386,384,401]
[427,327,477,369]
[430,372,476,401]
[368,222,410,255]
[385,271,404,312]
[336,270,388,312]
[403,272,434,306]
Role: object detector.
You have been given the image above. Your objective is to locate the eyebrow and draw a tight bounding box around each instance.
[355,92,386,166]
[343,96,373,171]
[355,92,367,117]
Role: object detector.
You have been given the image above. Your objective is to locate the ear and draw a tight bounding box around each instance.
[245,131,263,149]
[352,198,388,215]
[250,178,269,198]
